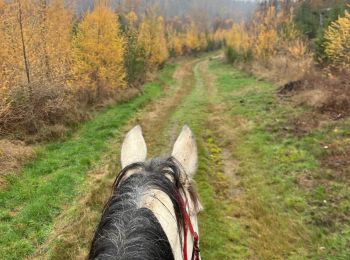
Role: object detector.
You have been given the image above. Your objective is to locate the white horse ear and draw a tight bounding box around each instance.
[172,125,198,178]
[121,125,147,168]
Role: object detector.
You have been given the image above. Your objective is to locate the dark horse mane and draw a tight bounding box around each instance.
[88,157,199,260]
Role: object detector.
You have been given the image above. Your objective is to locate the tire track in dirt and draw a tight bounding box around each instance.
[197,58,243,199]
[165,57,248,258]
[33,57,205,259]
[134,57,201,156]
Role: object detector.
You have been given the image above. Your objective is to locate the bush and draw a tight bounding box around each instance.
[324,10,350,66]
[225,46,240,63]
[226,46,253,64]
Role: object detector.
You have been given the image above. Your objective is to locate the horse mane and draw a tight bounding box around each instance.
[88,157,199,260]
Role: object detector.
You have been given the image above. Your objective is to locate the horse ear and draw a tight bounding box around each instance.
[172,125,198,178]
[121,125,147,168]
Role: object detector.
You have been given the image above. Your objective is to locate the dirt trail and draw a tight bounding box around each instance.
[7,53,347,259]
[30,52,259,260]
[33,53,251,259]
[34,56,208,259]
[136,57,201,156]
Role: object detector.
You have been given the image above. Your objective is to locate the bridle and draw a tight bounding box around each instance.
[177,192,200,260]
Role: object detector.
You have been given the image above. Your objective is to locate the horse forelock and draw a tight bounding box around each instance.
[89,157,199,260]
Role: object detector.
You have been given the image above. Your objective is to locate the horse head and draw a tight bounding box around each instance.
[89,125,202,260]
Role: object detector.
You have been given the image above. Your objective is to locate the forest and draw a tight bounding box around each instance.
[0,0,350,259]
[0,0,258,141]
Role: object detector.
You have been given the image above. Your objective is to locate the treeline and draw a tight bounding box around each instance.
[223,0,350,80]
[0,0,224,141]
[77,0,257,22]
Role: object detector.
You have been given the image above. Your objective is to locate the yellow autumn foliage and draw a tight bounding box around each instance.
[126,10,138,26]
[227,24,250,53]
[167,28,184,56]
[0,0,72,91]
[184,23,201,53]
[287,39,309,59]
[255,27,278,58]
[73,3,125,95]
[324,10,350,65]
[138,14,168,68]
[225,5,310,63]
[0,0,222,136]
[39,0,73,81]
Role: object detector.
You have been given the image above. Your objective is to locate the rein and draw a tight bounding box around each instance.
[177,192,200,260]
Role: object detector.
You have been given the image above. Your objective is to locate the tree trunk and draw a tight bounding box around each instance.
[18,0,31,86]
[40,0,52,81]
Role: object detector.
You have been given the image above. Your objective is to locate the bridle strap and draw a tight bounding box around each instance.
[178,192,200,260]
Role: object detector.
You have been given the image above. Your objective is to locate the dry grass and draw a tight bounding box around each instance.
[0,80,143,143]
[279,67,350,119]
[33,151,119,259]
[0,139,35,186]
[242,54,314,86]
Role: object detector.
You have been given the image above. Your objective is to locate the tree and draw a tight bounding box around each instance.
[324,10,350,65]
[167,27,184,56]
[73,2,125,100]
[295,1,320,38]
[137,13,168,69]
[184,22,200,54]
[37,0,73,82]
[0,0,73,94]
[123,11,147,85]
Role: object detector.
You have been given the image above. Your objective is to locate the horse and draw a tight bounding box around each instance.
[88,125,203,260]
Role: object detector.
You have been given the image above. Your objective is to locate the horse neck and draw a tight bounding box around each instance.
[143,188,200,260]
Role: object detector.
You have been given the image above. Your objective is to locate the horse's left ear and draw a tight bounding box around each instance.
[121,125,147,168]
[172,125,198,178]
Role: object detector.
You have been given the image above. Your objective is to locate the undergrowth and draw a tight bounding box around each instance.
[0,64,176,259]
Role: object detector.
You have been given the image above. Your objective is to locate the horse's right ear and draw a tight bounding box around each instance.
[172,125,198,179]
[121,125,147,168]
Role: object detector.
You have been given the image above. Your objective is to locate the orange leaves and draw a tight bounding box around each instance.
[0,0,73,92]
[256,28,278,58]
[287,39,309,59]
[73,3,126,94]
[226,5,311,63]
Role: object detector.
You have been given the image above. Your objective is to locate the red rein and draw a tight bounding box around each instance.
[177,192,200,260]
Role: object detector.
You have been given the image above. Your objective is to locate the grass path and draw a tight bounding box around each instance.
[207,59,350,259]
[1,54,349,259]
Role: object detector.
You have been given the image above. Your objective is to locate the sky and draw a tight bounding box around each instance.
[75,0,258,22]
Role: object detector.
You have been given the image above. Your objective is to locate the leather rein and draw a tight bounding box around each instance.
[177,192,200,260]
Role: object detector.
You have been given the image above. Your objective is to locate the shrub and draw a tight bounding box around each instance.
[225,46,240,63]
[324,10,350,66]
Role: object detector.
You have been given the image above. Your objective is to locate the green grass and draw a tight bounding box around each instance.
[0,64,176,259]
[2,55,349,260]
[164,62,248,259]
[209,60,350,259]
